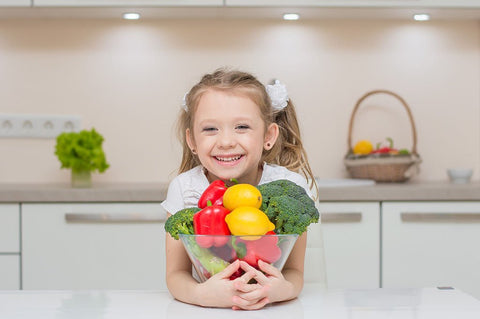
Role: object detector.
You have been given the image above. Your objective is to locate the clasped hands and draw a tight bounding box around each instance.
[198,259,288,310]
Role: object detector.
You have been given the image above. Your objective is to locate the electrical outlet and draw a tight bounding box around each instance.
[0,114,81,139]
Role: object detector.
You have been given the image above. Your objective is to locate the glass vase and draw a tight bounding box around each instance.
[71,169,92,188]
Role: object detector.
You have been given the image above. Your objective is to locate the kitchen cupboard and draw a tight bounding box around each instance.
[0,256,20,290]
[0,204,20,289]
[29,0,480,8]
[225,0,480,8]
[33,0,223,6]
[0,0,29,6]
[382,201,480,300]
[22,203,167,290]
[319,202,380,289]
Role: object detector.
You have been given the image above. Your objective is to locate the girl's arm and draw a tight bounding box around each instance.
[279,231,307,299]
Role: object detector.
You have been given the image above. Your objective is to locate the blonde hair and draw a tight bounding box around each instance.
[176,68,317,193]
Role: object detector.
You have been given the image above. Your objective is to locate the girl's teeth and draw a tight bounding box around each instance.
[216,155,241,162]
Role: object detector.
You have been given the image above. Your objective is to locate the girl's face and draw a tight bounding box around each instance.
[186,89,278,185]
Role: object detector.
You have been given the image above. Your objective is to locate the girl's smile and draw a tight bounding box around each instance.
[186,89,278,185]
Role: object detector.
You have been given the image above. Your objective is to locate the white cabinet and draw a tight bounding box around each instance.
[0,256,20,290]
[225,0,480,8]
[33,0,222,6]
[382,201,480,300]
[0,0,30,6]
[0,204,20,289]
[319,202,380,289]
[22,203,166,290]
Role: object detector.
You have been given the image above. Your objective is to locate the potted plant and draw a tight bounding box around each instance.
[55,128,110,188]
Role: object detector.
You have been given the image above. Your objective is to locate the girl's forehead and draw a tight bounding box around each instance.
[196,89,262,116]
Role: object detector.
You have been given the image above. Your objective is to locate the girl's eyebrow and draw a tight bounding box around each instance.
[197,116,255,125]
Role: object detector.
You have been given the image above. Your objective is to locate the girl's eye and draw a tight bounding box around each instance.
[236,124,250,130]
[202,127,217,132]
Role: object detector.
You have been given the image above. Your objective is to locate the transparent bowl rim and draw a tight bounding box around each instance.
[178,233,299,238]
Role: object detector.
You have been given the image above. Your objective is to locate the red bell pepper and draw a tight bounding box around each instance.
[198,180,228,209]
[372,137,397,154]
[193,204,231,248]
[239,231,282,268]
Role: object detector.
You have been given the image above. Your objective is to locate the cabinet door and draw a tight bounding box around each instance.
[0,204,20,252]
[0,204,20,289]
[319,202,380,288]
[0,255,20,290]
[0,0,30,5]
[22,203,166,290]
[383,202,480,300]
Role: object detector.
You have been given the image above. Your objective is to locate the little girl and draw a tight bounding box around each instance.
[162,68,317,310]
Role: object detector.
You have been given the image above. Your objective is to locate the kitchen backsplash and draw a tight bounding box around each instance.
[0,18,478,184]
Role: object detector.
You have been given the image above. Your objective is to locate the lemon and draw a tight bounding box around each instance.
[223,184,262,211]
[225,206,275,237]
[353,140,374,155]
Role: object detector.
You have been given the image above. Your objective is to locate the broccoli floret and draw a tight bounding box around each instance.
[257,179,319,235]
[164,207,201,240]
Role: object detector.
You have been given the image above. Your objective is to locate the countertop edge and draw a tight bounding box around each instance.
[1,182,480,202]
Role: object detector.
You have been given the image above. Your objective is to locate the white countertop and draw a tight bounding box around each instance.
[2,284,480,319]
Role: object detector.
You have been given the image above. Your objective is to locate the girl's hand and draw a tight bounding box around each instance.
[195,260,244,308]
[230,263,269,310]
[232,260,295,309]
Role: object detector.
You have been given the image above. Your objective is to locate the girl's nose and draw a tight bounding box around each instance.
[218,131,235,148]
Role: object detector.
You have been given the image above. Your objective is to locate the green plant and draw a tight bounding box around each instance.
[55,128,109,173]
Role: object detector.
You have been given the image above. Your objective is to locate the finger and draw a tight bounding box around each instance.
[216,259,240,279]
[239,269,256,282]
[238,260,258,272]
[233,271,256,290]
[258,260,282,277]
[237,285,267,301]
[234,279,261,293]
[233,296,270,311]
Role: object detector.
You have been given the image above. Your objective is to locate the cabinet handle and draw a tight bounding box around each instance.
[321,212,362,223]
[65,213,166,223]
[401,212,480,223]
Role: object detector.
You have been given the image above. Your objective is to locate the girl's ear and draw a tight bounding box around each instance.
[264,123,279,150]
[186,128,197,154]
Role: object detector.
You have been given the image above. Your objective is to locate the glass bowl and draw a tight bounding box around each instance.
[178,234,298,282]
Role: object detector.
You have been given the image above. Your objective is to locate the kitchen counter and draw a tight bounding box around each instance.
[2,284,480,319]
[1,181,480,202]
[0,183,168,203]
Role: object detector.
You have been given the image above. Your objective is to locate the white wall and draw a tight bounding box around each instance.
[0,19,478,184]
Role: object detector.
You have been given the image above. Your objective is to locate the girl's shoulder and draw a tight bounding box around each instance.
[174,165,207,185]
[260,163,307,186]
[162,166,209,214]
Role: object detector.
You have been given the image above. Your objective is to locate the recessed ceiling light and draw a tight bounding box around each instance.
[123,13,141,20]
[413,13,430,21]
[283,13,300,21]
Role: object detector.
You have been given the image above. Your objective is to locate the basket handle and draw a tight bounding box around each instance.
[347,89,418,155]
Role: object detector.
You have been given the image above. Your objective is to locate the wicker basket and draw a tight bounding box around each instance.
[344,90,421,183]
